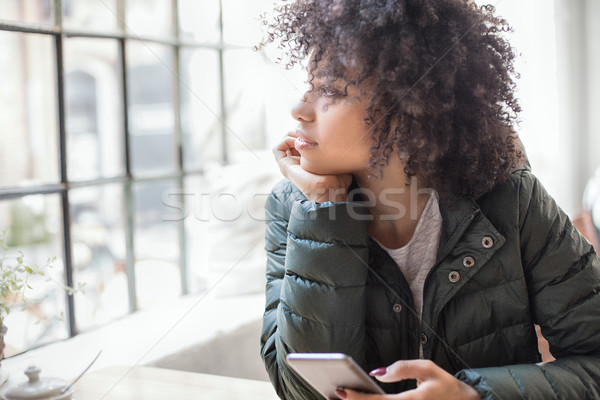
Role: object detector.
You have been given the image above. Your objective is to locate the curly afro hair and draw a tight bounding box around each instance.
[261,0,523,198]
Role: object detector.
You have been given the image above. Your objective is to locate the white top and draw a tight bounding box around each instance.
[374,190,443,357]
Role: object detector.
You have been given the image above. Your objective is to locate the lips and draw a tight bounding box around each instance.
[294,131,318,151]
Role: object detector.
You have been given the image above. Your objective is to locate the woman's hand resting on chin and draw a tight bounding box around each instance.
[273,133,353,203]
[335,360,481,400]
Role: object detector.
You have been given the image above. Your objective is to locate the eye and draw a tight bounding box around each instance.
[318,85,341,98]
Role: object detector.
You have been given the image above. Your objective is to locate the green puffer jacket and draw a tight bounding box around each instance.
[260,168,600,399]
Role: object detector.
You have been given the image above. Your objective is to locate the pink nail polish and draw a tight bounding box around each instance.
[369,367,387,376]
[335,388,347,399]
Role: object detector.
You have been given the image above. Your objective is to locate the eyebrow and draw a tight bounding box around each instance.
[313,71,349,85]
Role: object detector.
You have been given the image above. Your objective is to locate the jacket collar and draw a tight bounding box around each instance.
[422,194,507,337]
[436,195,482,262]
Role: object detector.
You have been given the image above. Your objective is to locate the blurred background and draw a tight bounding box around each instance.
[0,0,598,379]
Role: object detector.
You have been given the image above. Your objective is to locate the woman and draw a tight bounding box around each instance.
[259,0,600,398]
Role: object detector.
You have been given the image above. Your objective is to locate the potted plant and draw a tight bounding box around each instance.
[0,229,78,364]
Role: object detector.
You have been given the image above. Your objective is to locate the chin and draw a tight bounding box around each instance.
[300,160,325,175]
[301,159,347,176]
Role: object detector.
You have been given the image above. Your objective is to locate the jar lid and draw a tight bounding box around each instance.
[4,366,72,400]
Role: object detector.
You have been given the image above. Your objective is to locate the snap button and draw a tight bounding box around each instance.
[463,256,475,268]
[420,332,429,345]
[393,304,402,313]
[482,236,494,248]
[448,270,461,283]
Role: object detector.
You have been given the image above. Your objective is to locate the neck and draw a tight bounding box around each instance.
[353,155,432,249]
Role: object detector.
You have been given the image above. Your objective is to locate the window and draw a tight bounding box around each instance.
[0,0,286,356]
[3,0,592,359]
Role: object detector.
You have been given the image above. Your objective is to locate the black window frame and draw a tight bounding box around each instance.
[0,0,232,343]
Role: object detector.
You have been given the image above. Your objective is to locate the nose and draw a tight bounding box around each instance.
[291,92,315,122]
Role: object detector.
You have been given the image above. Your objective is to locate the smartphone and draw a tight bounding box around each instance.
[286,353,385,399]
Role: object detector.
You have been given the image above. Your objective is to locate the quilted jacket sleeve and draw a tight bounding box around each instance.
[260,181,371,400]
[456,170,600,399]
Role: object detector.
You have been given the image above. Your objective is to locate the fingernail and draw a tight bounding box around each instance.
[369,367,387,376]
[335,388,347,399]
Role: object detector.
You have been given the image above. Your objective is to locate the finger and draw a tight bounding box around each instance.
[342,388,417,400]
[275,153,301,175]
[339,389,423,400]
[286,148,302,158]
[272,136,295,155]
[341,388,388,400]
[288,146,301,157]
[374,360,438,383]
[279,136,298,150]
[273,138,298,163]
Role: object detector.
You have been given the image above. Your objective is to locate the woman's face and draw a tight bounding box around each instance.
[290,77,372,176]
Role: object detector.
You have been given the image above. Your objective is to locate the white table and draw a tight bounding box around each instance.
[73,365,280,400]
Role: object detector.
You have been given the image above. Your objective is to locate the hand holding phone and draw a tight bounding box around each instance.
[286,353,385,399]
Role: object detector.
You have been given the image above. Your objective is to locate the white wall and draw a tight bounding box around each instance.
[473,0,599,216]
[585,0,600,195]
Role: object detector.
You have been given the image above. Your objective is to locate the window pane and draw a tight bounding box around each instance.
[126,0,173,38]
[133,179,181,309]
[180,48,222,170]
[184,161,278,296]
[221,0,268,46]
[0,0,54,25]
[223,49,267,156]
[62,0,120,33]
[178,0,220,43]
[127,41,176,177]
[183,174,208,294]
[65,38,125,181]
[0,32,59,187]
[70,184,127,331]
[0,194,68,356]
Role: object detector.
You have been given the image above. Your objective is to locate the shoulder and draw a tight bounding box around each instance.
[477,168,551,228]
[479,167,543,203]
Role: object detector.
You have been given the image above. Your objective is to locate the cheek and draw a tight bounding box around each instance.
[320,128,371,169]
[334,130,371,161]
[322,124,369,154]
